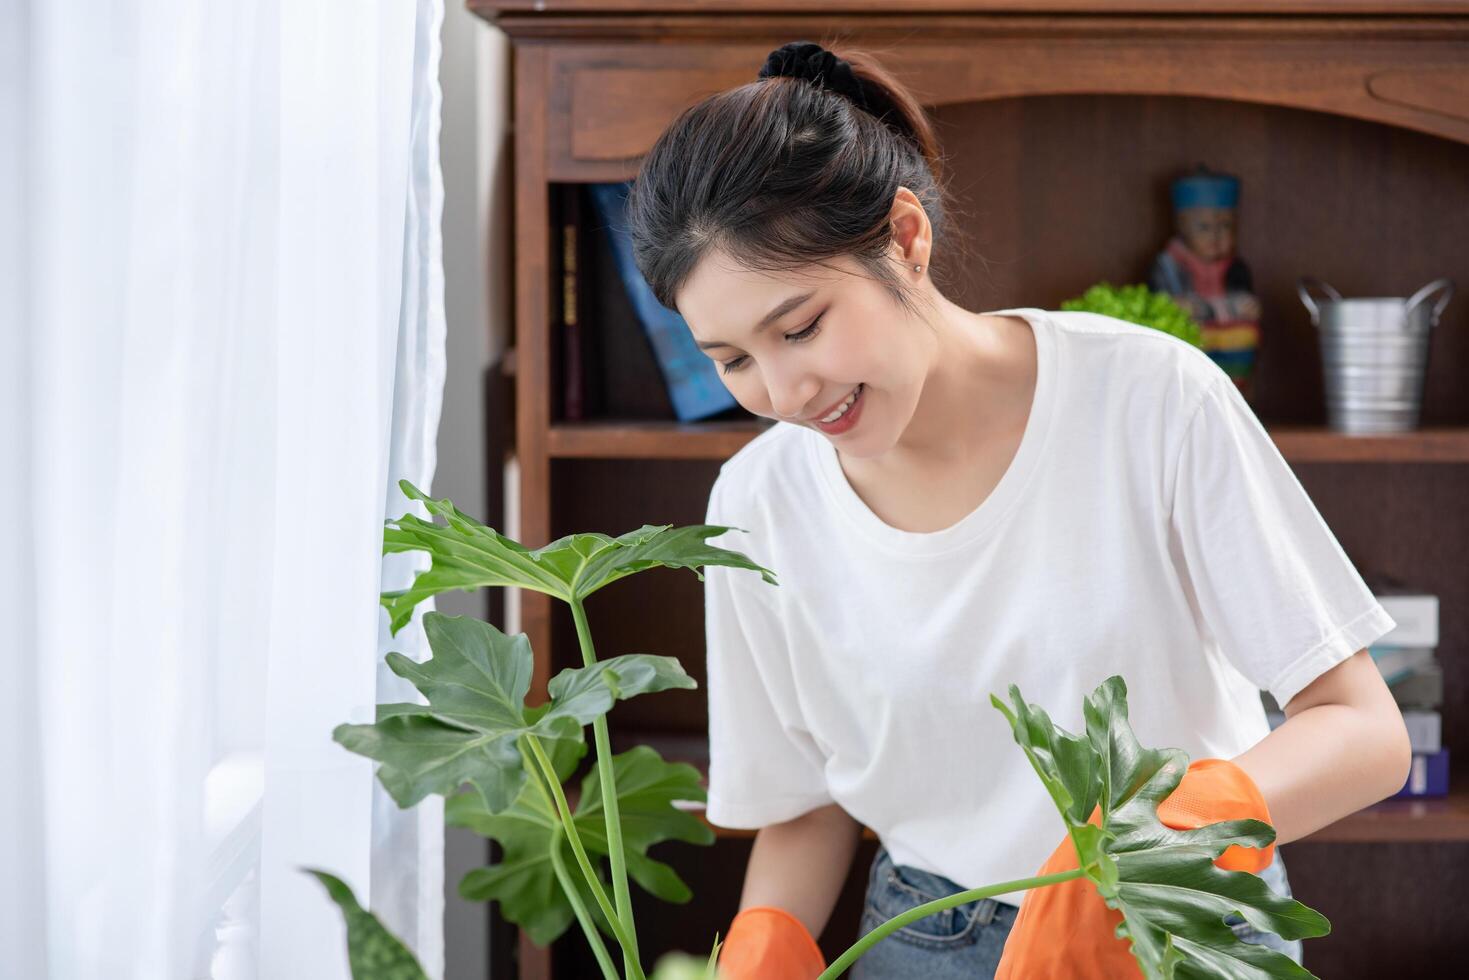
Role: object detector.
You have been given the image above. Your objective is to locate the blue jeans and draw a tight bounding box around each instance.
[850,843,1304,979]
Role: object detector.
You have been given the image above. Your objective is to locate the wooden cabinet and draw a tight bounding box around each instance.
[470,3,1469,976]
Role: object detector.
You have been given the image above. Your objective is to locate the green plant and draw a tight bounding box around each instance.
[334,480,769,980]
[820,676,1330,979]
[318,482,1330,979]
[1062,281,1205,348]
[306,866,720,980]
[306,870,428,980]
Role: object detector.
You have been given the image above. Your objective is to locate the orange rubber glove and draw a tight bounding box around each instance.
[717,906,827,980]
[995,757,1274,979]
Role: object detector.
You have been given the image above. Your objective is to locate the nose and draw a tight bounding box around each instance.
[764,359,821,421]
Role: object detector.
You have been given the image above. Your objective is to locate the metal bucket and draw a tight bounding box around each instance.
[1297,276,1454,434]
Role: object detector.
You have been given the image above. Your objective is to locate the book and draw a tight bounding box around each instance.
[560,186,584,420]
[1389,661,1443,709]
[1366,575,1439,648]
[581,187,675,419]
[1390,748,1450,799]
[1402,709,1442,754]
[1368,646,1437,686]
[585,181,739,422]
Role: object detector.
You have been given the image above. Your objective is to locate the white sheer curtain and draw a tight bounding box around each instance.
[1,1,448,977]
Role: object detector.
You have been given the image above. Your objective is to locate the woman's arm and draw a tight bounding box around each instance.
[739,801,863,940]
[1231,649,1413,845]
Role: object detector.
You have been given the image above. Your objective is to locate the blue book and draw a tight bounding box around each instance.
[1391,748,1449,799]
[586,182,738,422]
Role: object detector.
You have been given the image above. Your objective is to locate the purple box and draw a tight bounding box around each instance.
[1390,748,1450,799]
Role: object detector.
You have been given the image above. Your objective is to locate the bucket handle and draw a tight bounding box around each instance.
[1296,277,1343,326]
[1404,277,1455,327]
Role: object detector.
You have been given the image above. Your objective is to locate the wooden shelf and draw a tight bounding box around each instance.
[612,731,1469,844]
[1300,787,1469,843]
[1267,426,1469,464]
[477,1,1469,15]
[547,419,769,459]
[547,420,1469,463]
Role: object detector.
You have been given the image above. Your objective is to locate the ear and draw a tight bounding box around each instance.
[886,185,932,271]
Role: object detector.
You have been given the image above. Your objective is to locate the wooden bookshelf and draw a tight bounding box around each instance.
[471,3,1469,977]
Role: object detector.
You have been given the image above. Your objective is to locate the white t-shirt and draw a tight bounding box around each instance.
[701,307,1395,907]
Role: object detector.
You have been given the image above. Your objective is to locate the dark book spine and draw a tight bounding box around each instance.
[561,187,584,421]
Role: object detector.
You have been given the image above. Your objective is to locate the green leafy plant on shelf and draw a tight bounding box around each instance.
[307,481,1331,980]
[1062,281,1205,349]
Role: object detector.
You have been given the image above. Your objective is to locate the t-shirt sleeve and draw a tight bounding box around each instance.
[702,477,835,829]
[1167,375,1397,710]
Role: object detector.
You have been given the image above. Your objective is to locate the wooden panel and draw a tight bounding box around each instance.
[1304,790,1469,842]
[511,45,556,980]
[538,26,1469,181]
[547,420,769,459]
[1268,428,1469,463]
[478,1,1469,14]
[1271,841,1469,975]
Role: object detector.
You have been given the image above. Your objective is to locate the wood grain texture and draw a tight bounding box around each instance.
[475,1,1469,17]
[541,32,1469,181]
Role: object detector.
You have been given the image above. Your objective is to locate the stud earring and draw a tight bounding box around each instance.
[914,264,923,273]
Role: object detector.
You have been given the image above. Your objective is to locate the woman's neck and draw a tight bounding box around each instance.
[883,294,1035,472]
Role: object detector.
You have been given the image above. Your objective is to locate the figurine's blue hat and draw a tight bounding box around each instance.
[1171,165,1239,209]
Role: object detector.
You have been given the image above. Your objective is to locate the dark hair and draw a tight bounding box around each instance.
[626,41,968,324]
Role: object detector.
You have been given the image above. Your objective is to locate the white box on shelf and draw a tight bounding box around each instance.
[1374,592,1439,648]
[1401,709,1442,754]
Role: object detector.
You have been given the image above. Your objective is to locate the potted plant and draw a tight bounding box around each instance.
[1061,281,1205,349]
[308,482,1329,979]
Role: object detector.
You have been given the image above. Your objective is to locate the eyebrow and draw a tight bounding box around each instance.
[695,290,816,351]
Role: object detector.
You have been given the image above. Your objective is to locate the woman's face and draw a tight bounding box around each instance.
[676,246,934,459]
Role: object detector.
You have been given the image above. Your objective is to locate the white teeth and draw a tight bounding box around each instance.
[820,384,862,423]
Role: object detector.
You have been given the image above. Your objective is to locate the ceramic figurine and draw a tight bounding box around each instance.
[1149,165,1262,403]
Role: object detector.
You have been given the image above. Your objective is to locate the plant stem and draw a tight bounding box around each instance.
[571,598,641,975]
[816,868,1085,980]
[522,736,646,980]
[547,823,622,980]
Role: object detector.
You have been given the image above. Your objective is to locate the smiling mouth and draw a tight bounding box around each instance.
[805,382,857,423]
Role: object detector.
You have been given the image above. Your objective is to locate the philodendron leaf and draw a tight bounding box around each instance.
[547,653,698,720]
[305,868,429,980]
[991,676,1331,979]
[448,744,713,947]
[565,744,716,904]
[379,479,777,633]
[334,613,580,812]
[335,614,697,813]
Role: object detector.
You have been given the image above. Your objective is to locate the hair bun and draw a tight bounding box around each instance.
[757,41,871,114]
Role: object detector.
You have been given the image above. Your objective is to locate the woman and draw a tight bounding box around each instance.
[625,40,1411,979]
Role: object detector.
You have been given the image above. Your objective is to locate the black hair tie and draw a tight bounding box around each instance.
[757,41,872,114]
[757,39,912,145]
